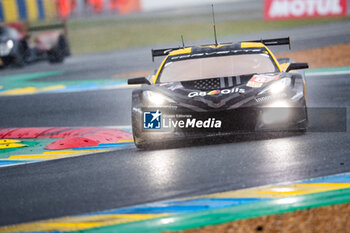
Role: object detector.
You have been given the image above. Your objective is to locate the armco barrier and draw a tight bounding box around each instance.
[0,0,57,22]
[0,0,263,21]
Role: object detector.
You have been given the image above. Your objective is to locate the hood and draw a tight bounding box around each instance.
[145,73,293,111]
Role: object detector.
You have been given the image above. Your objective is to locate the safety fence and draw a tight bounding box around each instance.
[0,0,57,22]
[1,0,348,23]
[0,0,239,23]
[0,0,142,22]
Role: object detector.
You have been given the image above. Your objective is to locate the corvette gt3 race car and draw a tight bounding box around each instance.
[128,37,309,149]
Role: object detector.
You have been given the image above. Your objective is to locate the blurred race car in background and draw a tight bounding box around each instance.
[128,37,309,149]
[0,21,70,67]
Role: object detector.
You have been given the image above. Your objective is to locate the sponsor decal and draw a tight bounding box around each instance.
[188,88,245,98]
[255,93,288,102]
[143,111,222,130]
[246,81,263,88]
[168,84,182,91]
[247,74,280,88]
[163,118,222,129]
[207,90,221,95]
[264,0,347,20]
[143,110,162,129]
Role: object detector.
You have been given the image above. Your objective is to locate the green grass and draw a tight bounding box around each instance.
[67,16,349,55]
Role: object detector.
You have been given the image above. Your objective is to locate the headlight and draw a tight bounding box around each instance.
[143,91,175,106]
[261,101,291,124]
[6,40,14,49]
[258,78,291,95]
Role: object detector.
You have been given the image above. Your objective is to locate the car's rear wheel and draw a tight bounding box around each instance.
[48,35,69,64]
[13,42,28,67]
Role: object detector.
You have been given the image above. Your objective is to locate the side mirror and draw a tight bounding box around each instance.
[128,77,151,85]
[286,63,309,72]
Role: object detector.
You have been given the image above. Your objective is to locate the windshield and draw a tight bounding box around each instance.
[159,53,278,83]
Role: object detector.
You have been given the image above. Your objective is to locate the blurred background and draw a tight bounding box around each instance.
[0,0,349,94]
[0,0,349,56]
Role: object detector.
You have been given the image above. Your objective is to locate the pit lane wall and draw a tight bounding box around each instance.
[140,0,233,11]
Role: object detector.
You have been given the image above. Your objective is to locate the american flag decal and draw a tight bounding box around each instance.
[191,76,243,90]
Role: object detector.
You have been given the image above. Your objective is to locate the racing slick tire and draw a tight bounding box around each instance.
[298,100,308,133]
[131,93,154,150]
[48,35,69,64]
[13,41,29,67]
[290,98,308,133]
[131,105,152,149]
[133,135,150,150]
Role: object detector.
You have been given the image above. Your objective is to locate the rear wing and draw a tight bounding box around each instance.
[28,21,68,37]
[246,37,291,50]
[28,22,65,32]
[151,37,291,61]
[151,47,181,62]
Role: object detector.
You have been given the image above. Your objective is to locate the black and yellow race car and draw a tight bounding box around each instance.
[128,37,309,149]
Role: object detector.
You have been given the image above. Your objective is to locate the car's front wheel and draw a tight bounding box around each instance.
[3,41,29,67]
[295,99,308,132]
[132,109,152,149]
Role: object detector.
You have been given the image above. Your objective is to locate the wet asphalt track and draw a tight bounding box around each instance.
[0,21,350,226]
